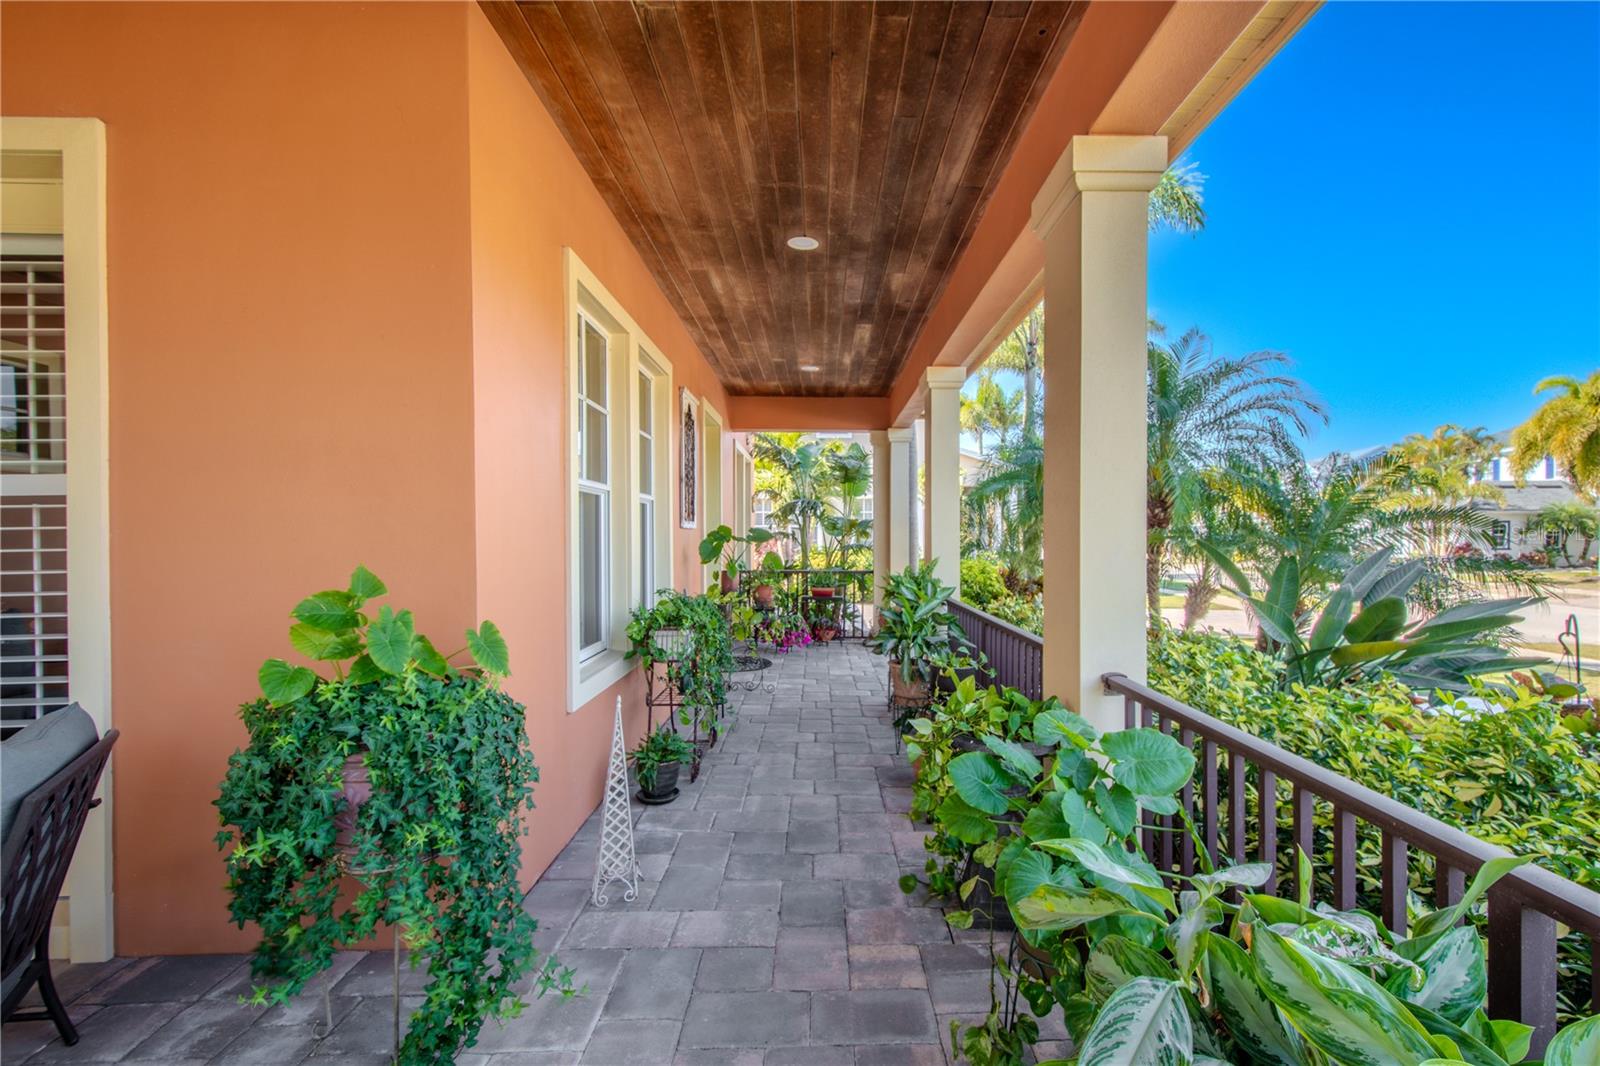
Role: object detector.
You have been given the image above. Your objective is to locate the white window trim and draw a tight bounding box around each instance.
[700,401,725,588]
[634,348,671,610]
[3,117,113,963]
[565,249,673,712]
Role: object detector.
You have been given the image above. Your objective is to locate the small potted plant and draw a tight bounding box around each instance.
[807,596,840,642]
[867,560,970,704]
[699,524,775,595]
[749,550,784,609]
[631,726,694,803]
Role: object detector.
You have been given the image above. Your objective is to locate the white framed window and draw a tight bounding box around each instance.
[566,250,673,711]
[1544,528,1563,552]
[752,493,775,532]
[1485,520,1512,552]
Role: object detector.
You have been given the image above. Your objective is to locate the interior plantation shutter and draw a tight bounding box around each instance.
[1,246,70,733]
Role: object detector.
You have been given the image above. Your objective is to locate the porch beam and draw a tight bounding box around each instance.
[1031,134,1166,732]
[922,367,965,594]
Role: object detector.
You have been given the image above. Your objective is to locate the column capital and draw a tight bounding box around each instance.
[924,365,966,391]
[885,426,914,443]
[1031,134,1168,238]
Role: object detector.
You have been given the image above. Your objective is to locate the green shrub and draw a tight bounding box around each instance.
[985,593,1043,635]
[959,557,1007,608]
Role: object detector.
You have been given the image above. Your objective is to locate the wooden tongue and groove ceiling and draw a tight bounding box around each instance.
[483,1,1084,397]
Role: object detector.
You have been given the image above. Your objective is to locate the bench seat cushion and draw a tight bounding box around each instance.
[1,704,98,845]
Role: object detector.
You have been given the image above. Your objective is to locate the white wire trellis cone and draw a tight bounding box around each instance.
[591,696,640,907]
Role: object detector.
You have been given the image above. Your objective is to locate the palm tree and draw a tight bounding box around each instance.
[1146,329,1326,616]
[1511,371,1600,495]
[750,433,839,565]
[1525,501,1598,566]
[966,431,1044,579]
[984,306,1044,434]
[960,370,1021,456]
[1148,161,1206,233]
[1383,424,1505,557]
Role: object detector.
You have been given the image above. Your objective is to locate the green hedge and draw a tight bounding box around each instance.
[958,557,1007,608]
[1149,625,1600,888]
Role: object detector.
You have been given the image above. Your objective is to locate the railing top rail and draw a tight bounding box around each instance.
[949,599,1046,647]
[1103,673,1600,935]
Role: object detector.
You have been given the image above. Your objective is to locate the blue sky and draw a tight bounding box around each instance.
[1146,1,1600,458]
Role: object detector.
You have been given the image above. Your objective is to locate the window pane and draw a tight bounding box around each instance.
[584,404,608,483]
[639,432,652,493]
[584,319,607,404]
[640,499,655,606]
[580,490,605,651]
[638,371,652,434]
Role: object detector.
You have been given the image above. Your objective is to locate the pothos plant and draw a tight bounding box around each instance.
[624,591,733,733]
[215,566,575,1065]
[913,683,1600,1065]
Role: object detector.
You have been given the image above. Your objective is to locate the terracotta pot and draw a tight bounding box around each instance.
[812,623,839,643]
[1016,934,1057,980]
[720,572,736,594]
[334,752,371,848]
[753,584,775,609]
[889,664,930,705]
[811,587,836,598]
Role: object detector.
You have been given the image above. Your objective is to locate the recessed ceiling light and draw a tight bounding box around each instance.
[799,364,821,372]
[786,235,820,251]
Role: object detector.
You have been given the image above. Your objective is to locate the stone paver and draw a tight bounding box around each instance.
[2,643,1011,1065]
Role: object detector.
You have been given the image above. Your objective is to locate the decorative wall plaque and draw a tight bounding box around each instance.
[680,388,699,529]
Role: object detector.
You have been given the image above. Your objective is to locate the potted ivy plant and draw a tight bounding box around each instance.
[215,566,575,1065]
[867,560,971,704]
[626,592,733,736]
[631,726,694,803]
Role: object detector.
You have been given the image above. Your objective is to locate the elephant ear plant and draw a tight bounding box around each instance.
[215,566,575,1065]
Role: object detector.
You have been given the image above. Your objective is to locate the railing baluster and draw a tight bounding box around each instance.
[1591,934,1599,1015]
[1487,888,1558,1056]
[1123,696,1135,730]
[1436,861,1465,911]
[1179,727,1196,877]
[1292,786,1315,904]
[1332,807,1356,911]
[1158,716,1174,877]
[1259,768,1277,896]
[1229,753,1246,864]
[1203,741,1219,866]
[1381,831,1407,936]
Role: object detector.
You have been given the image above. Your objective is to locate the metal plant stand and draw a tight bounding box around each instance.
[644,662,718,781]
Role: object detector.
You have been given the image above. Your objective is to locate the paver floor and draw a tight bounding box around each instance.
[3,642,1068,1064]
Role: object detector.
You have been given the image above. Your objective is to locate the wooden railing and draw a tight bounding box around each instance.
[942,600,1600,1053]
[1107,673,1600,1055]
[948,600,1043,700]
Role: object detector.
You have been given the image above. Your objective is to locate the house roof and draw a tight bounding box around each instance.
[1475,480,1581,513]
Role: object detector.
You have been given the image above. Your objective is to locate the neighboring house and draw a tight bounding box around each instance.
[1473,450,1588,564]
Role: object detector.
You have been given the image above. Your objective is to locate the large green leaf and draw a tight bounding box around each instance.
[1061,790,1109,843]
[292,589,359,632]
[1389,926,1485,1025]
[1364,559,1425,606]
[982,734,1042,781]
[1344,597,1409,644]
[1405,856,1533,950]
[1544,1015,1600,1066]
[1094,782,1139,838]
[1406,1003,1509,1066]
[1085,936,1177,1001]
[1166,893,1221,976]
[258,658,317,705]
[1101,728,1196,797]
[1263,557,1302,636]
[1307,585,1355,656]
[949,751,1014,815]
[936,794,996,844]
[347,564,386,605]
[1409,598,1534,636]
[1406,615,1526,645]
[1206,937,1304,1066]
[1021,794,1072,843]
[1341,549,1395,602]
[1034,704,1097,749]
[1330,640,1411,667]
[1250,923,1441,1066]
[1014,885,1135,932]
[366,606,415,675]
[288,623,361,662]
[1075,977,1193,1066]
[1037,837,1173,912]
[466,619,510,676]
[411,634,452,677]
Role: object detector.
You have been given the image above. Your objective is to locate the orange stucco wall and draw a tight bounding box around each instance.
[462,4,730,889]
[1,1,731,955]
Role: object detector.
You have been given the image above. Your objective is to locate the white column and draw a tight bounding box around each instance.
[923,366,965,594]
[1031,135,1165,732]
[885,427,914,581]
[870,430,891,604]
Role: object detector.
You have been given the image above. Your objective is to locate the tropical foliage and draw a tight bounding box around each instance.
[624,591,733,731]
[751,433,872,564]
[1525,502,1599,566]
[1201,547,1541,691]
[1510,371,1600,496]
[216,567,574,1064]
[867,560,971,685]
[1146,327,1326,614]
